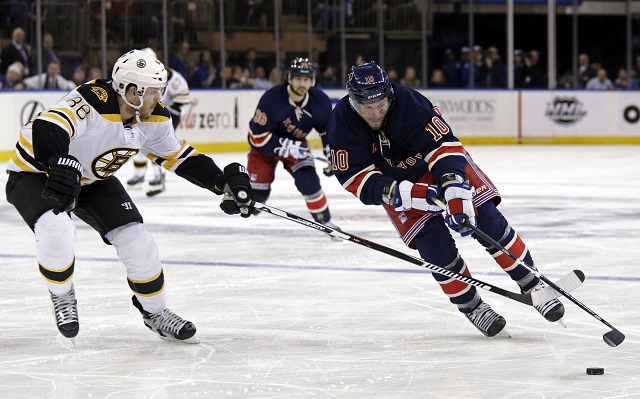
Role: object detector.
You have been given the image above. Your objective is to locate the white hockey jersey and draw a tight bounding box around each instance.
[164,68,190,115]
[8,79,205,186]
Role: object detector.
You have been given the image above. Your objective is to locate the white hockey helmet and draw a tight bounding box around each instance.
[111,49,167,111]
[140,47,158,59]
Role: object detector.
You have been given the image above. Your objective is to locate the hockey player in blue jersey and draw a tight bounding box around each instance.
[247,57,340,231]
[326,61,564,337]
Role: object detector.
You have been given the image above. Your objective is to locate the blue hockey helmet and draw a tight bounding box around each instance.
[288,57,315,86]
[346,61,394,106]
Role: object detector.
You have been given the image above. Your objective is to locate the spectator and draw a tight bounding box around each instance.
[316,65,339,88]
[171,1,197,44]
[9,0,34,32]
[169,41,190,78]
[87,67,102,81]
[577,53,597,89]
[228,65,250,88]
[586,67,614,90]
[267,67,283,86]
[189,49,217,88]
[239,48,261,78]
[477,46,507,88]
[556,70,574,89]
[400,66,421,88]
[458,47,472,88]
[429,68,446,87]
[0,61,26,90]
[252,66,272,89]
[513,49,524,80]
[354,54,366,66]
[515,50,545,88]
[29,33,61,76]
[23,61,75,90]
[71,66,86,86]
[614,68,638,90]
[387,68,399,83]
[441,48,460,88]
[1,27,30,76]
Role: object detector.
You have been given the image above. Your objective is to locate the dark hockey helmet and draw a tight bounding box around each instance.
[288,57,315,86]
[346,61,394,106]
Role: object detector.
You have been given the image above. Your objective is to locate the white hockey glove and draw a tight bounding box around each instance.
[441,173,477,237]
[321,144,334,177]
[383,180,443,213]
[274,138,310,159]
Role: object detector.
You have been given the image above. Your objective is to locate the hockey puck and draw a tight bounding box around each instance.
[586,367,604,375]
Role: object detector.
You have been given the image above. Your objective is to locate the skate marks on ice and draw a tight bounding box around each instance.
[1,146,640,398]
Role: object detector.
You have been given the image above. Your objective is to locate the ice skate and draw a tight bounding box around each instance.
[50,285,79,339]
[132,296,199,343]
[465,301,508,338]
[146,172,166,197]
[324,220,343,242]
[524,281,565,324]
[127,175,145,187]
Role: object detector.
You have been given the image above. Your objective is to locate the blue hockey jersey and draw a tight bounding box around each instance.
[326,83,474,206]
[248,83,332,154]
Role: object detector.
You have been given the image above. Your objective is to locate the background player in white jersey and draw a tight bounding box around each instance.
[5,50,255,343]
[127,47,191,196]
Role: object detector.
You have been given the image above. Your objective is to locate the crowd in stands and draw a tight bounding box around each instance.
[1,23,639,92]
[431,45,640,90]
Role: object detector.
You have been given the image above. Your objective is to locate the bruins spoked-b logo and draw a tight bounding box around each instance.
[545,97,586,126]
[92,148,139,179]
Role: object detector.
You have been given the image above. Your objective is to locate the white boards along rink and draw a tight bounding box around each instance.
[0,88,639,159]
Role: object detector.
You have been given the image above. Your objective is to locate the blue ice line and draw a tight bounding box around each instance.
[1,253,638,282]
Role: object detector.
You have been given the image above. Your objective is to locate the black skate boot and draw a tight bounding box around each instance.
[50,285,79,338]
[465,301,507,337]
[524,281,565,322]
[132,296,198,343]
[146,172,166,197]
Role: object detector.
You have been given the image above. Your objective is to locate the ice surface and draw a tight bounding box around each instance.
[1,145,639,398]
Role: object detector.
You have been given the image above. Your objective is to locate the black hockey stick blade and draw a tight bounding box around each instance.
[458,218,625,347]
[603,329,625,347]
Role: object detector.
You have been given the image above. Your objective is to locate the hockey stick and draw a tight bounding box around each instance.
[253,202,580,307]
[313,155,330,165]
[431,198,624,347]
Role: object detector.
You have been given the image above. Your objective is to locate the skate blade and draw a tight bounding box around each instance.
[496,328,512,338]
[159,334,201,344]
[146,189,165,197]
[555,318,567,328]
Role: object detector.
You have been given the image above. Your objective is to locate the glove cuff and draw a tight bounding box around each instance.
[439,173,464,190]
[381,180,397,205]
[48,155,83,176]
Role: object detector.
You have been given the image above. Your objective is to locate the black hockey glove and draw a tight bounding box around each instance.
[219,163,256,218]
[42,155,83,214]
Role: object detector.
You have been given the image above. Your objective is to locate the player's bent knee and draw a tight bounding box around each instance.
[106,222,160,277]
[34,211,76,267]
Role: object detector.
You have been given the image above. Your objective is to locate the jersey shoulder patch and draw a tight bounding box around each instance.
[76,79,120,115]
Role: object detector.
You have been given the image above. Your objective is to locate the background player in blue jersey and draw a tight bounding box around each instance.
[326,61,564,337]
[247,57,340,231]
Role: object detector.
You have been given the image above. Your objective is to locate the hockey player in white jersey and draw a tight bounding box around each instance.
[5,49,255,342]
[127,47,191,196]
